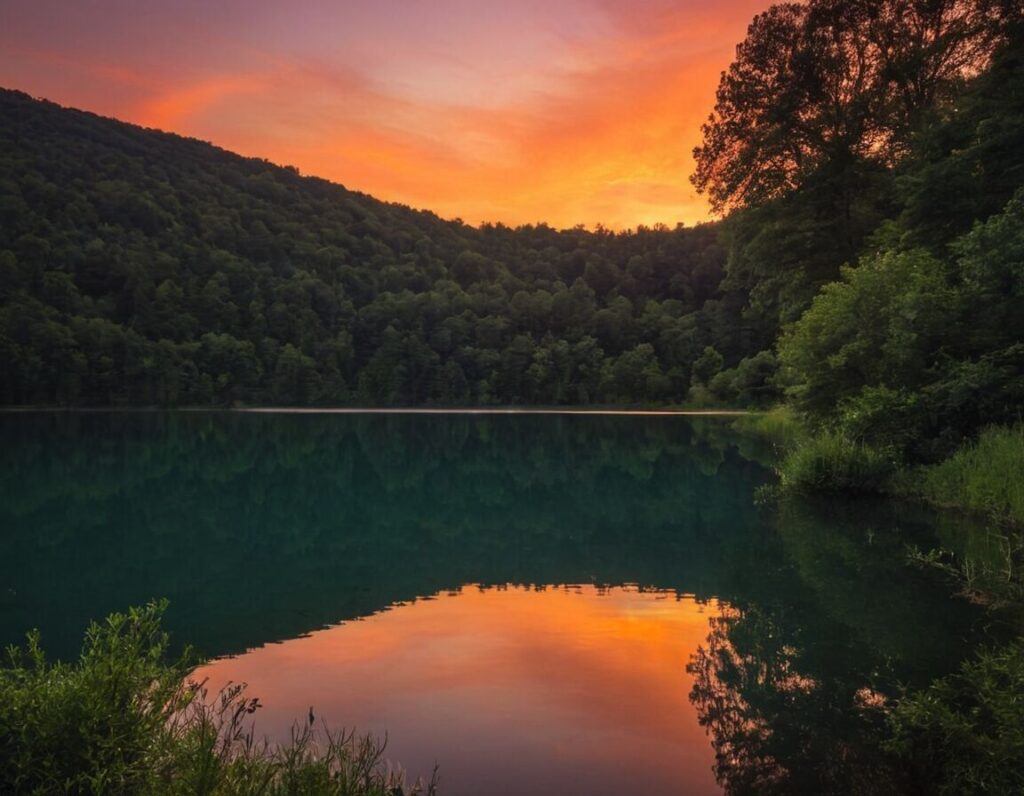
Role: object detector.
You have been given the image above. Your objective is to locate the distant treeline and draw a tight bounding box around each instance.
[0,89,761,408]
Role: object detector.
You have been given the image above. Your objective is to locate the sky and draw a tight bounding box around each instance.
[0,0,769,229]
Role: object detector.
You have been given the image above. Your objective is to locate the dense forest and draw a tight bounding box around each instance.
[1,0,1022,468]
[0,89,753,408]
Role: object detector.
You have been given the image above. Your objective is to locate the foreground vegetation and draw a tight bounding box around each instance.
[0,601,435,795]
[887,639,1024,795]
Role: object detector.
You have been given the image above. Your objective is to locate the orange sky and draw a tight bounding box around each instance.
[0,0,770,229]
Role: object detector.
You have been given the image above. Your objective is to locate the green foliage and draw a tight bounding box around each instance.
[887,640,1024,796]
[779,248,955,431]
[896,22,1024,250]
[0,601,435,795]
[693,0,1008,213]
[0,88,754,408]
[717,161,891,338]
[732,406,803,449]
[690,345,724,387]
[702,12,1024,484]
[780,190,1024,463]
[707,349,779,407]
[897,425,1024,527]
[778,432,896,495]
[0,600,188,793]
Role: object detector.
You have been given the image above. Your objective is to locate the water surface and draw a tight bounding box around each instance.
[0,412,994,794]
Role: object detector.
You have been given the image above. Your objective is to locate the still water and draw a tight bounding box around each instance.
[0,412,996,794]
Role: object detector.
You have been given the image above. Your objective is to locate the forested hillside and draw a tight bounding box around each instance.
[0,89,764,407]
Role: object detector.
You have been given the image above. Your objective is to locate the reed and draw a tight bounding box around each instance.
[897,424,1024,527]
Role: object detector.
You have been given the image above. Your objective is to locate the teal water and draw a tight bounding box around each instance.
[0,412,996,794]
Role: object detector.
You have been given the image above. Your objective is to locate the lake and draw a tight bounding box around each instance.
[0,411,997,794]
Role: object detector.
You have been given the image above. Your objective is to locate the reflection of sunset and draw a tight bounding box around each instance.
[0,1,769,229]
[194,585,724,795]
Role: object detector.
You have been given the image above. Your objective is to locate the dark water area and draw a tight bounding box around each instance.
[0,412,1000,794]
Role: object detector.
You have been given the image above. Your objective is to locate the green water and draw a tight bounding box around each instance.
[0,412,998,794]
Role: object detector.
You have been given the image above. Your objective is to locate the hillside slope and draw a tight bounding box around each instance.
[0,89,753,407]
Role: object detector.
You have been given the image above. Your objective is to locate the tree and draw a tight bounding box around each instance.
[692,0,1005,213]
[271,344,321,405]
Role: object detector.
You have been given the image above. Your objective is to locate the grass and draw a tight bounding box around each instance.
[777,431,897,495]
[772,421,1024,523]
[0,601,437,795]
[731,405,804,449]
[895,424,1024,527]
[895,425,1024,614]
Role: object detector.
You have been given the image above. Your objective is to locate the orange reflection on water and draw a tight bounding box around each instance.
[194,585,724,796]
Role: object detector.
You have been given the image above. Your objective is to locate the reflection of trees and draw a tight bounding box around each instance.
[687,496,992,795]
[688,607,898,795]
[0,412,767,658]
[688,609,788,793]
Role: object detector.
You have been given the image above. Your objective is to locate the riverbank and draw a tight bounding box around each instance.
[0,405,752,417]
[892,425,1024,529]
[738,408,1024,529]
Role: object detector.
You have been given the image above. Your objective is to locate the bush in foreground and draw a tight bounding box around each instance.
[886,640,1024,796]
[0,601,435,795]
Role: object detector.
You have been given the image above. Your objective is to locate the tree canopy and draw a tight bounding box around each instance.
[693,0,1009,213]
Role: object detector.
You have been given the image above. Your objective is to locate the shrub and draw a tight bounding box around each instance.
[0,601,190,793]
[0,601,435,795]
[886,640,1024,796]
[836,386,925,456]
[778,431,896,494]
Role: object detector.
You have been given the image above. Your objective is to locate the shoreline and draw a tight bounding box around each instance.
[0,406,754,417]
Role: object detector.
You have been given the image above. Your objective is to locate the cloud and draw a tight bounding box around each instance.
[136,75,269,131]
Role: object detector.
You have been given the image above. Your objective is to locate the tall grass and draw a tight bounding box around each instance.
[898,424,1024,527]
[0,601,437,795]
[777,431,896,494]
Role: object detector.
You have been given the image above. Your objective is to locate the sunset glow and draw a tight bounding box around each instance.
[194,585,724,795]
[0,0,769,229]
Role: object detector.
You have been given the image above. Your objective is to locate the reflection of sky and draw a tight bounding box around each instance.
[0,0,768,229]
[195,584,724,796]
